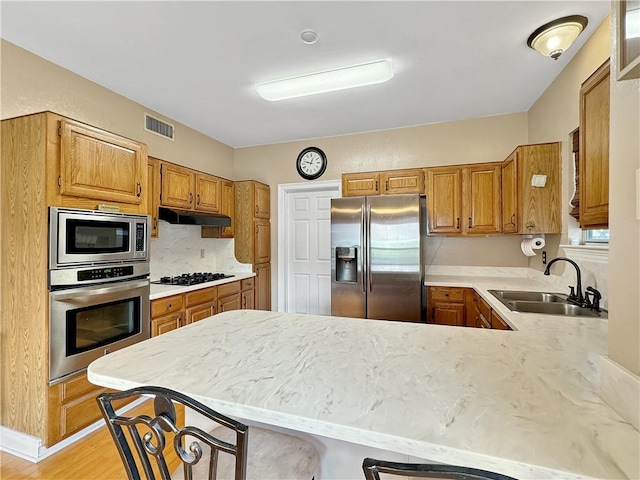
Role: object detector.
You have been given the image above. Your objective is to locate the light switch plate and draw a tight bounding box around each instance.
[531,174,547,188]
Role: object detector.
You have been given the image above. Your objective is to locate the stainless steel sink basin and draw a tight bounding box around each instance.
[504,300,606,317]
[490,290,568,303]
[488,290,607,318]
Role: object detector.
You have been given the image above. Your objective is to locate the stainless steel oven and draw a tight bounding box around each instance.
[49,277,150,384]
[48,207,151,384]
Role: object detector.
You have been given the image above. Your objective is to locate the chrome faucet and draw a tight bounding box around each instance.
[544,257,585,306]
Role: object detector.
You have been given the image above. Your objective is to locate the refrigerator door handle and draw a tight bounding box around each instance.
[361,204,366,293]
[366,203,372,293]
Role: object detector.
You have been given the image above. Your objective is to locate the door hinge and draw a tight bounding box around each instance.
[57,175,61,187]
[57,126,62,136]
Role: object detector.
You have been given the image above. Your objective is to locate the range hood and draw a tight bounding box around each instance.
[159,207,231,227]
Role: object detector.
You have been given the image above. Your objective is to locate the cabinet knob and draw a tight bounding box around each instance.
[168,303,172,309]
[189,193,193,204]
[197,194,201,205]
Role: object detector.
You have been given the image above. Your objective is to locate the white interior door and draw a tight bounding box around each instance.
[278,181,340,314]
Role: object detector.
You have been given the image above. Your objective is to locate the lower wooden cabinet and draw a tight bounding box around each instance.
[47,370,131,445]
[152,312,182,336]
[254,263,271,310]
[427,286,467,326]
[428,286,511,330]
[241,277,255,309]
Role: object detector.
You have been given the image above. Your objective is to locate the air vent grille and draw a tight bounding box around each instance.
[144,114,174,140]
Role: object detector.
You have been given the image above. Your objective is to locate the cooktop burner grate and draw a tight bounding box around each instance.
[151,272,235,286]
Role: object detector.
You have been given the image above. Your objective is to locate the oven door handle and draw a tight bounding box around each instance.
[51,279,149,301]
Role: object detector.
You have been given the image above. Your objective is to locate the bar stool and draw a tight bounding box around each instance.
[97,386,320,480]
[362,457,518,480]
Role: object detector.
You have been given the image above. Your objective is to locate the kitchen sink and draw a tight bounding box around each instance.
[490,290,568,303]
[488,290,607,318]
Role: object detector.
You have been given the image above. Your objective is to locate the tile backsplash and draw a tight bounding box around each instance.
[150,221,252,279]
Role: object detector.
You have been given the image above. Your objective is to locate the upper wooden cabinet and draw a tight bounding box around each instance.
[195,172,221,213]
[426,163,501,235]
[342,168,423,197]
[501,143,562,234]
[59,119,147,206]
[425,167,462,234]
[160,162,194,209]
[235,181,271,264]
[159,161,223,214]
[579,59,610,229]
[462,163,501,235]
[148,157,160,237]
[219,179,235,237]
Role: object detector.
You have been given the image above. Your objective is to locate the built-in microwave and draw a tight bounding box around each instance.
[49,207,149,271]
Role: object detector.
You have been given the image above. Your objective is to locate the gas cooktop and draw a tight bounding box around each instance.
[151,272,235,286]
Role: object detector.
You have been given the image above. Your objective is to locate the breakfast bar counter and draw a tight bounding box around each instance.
[88,308,639,480]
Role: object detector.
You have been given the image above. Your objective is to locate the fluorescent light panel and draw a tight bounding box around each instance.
[255,59,394,101]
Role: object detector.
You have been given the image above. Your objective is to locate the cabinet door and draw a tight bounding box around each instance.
[255,219,271,264]
[342,172,381,197]
[195,173,221,213]
[241,288,255,309]
[151,312,181,337]
[463,164,501,234]
[220,180,235,238]
[161,162,194,209]
[186,301,216,324]
[380,169,424,195]
[501,155,518,234]
[579,59,610,228]
[425,167,462,233]
[431,303,465,326]
[254,182,270,219]
[218,293,241,313]
[254,263,271,311]
[148,158,160,237]
[60,119,146,205]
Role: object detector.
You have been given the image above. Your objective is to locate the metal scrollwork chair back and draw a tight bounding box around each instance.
[97,386,248,480]
[362,458,518,480]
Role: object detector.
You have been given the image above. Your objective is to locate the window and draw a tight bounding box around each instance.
[584,229,609,243]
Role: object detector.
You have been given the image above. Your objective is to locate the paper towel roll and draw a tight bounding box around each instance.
[520,237,545,256]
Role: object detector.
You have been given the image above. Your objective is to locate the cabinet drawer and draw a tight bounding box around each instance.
[429,287,465,303]
[151,294,183,318]
[241,277,254,291]
[185,286,217,307]
[218,281,240,297]
[60,372,97,403]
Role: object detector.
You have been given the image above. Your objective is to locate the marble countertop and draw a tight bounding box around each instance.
[150,272,255,300]
[89,274,639,480]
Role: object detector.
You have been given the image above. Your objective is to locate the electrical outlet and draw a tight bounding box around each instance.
[542,251,547,265]
[200,248,205,259]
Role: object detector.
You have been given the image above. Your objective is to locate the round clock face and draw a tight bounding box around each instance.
[296,147,327,180]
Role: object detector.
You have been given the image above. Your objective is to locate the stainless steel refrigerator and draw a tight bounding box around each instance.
[331,194,424,322]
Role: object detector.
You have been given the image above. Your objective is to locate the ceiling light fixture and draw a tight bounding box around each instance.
[255,59,394,101]
[527,15,588,60]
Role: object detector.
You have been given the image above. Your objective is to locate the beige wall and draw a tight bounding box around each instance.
[608,6,640,376]
[0,40,234,178]
[234,114,530,305]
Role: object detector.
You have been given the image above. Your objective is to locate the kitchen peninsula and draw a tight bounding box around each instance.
[88,288,639,480]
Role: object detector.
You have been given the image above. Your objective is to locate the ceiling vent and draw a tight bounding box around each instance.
[144,113,174,140]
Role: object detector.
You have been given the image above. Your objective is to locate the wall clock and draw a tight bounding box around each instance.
[296,147,327,180]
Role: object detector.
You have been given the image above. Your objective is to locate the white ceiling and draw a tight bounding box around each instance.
[1,1,610,148]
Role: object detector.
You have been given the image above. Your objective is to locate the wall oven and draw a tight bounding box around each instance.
[48,207,151,385]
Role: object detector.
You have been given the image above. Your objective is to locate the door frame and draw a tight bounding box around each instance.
[277,179,341,312]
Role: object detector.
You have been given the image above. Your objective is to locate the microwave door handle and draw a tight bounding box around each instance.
[51,279,149,301]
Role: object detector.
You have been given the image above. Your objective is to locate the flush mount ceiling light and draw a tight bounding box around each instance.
[300,29,318,45]
[255,59,394,101]
[527,15,588,60]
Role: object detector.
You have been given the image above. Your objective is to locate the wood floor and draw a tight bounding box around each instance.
[0,400,181,480]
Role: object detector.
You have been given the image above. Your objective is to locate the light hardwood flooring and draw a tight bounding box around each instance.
[1,400,182,480]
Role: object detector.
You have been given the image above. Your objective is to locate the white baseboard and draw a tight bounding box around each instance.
[599,356,640,431]
[0,397,146,463]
